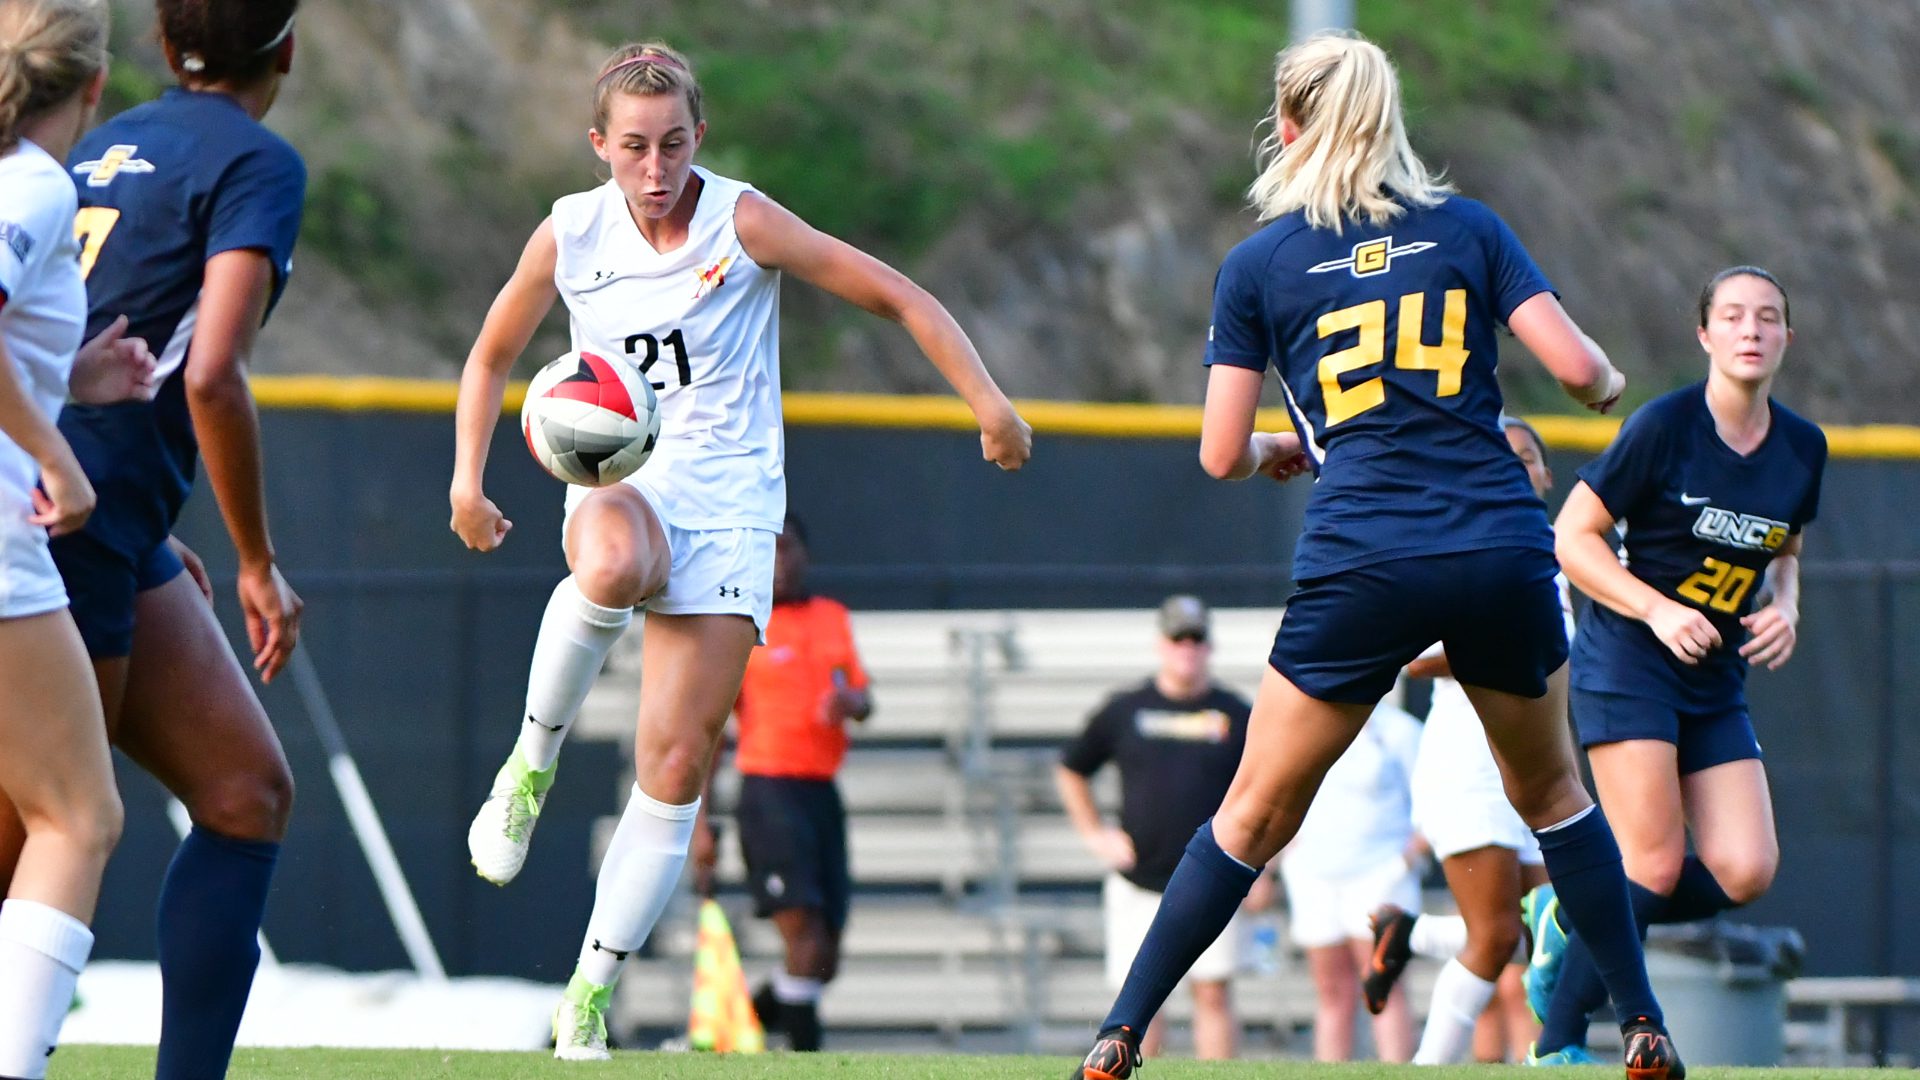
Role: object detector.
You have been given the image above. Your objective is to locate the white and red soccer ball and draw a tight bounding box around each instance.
[521,350,661,486]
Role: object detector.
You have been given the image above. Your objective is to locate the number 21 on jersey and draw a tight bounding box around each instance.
[1316,289,1468,427]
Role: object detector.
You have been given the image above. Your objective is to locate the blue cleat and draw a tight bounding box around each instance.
[1526,1042,1602,1066]
[1522,883,1568,1023]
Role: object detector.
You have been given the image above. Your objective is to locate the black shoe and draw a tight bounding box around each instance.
[1071,1025,1142,1079]
[782,999,823,1052]
[1363,904,1417,1015]
[1622,1016,1685,1080]
[751,982,782,1033]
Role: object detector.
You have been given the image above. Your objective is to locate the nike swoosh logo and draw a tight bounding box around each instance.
[526,716,564,732]
[1680,493,1711,506]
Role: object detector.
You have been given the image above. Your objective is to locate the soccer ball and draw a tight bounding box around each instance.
[521,350,661,487]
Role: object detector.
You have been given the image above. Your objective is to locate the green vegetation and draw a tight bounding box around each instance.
[1358,0,1586,121]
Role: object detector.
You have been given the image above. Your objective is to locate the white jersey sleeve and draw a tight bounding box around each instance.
[550,167,784,532]
[0,141,85,495]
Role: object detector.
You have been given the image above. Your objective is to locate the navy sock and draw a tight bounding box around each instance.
[155,827,280,1080]
[1101,820,1258,1035]
[1532,807,1663,1038]
[1537,856,1740,1052]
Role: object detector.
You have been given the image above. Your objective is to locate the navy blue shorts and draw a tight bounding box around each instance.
[736,775,851,931]
[48,531,184,659]
[1271,546,1569,704]
[1570,688,1761,775]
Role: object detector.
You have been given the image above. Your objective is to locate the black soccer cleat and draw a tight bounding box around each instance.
[1071,1025,1142,1079]
[1622,1016,1685,1080]
[1363,904,1417,1015]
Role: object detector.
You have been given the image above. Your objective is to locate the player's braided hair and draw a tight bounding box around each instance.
[0,0,105,156]
[592,41,701,133]
[1697,266,1790,329]
[155,0,298,85]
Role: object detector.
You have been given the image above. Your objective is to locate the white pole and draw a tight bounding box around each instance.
[165,798,278,969]
[1291,0,1355,40]
[289,644,449,983]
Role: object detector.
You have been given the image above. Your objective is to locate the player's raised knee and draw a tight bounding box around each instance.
[191,764,295,842]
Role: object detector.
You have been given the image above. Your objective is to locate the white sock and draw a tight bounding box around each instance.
[574,785,699,986]
[0,900,94,1080]
[1408,913,1468,960]
[1413,958,1498,1065]
[772,971,823,1005]
[514,576,632,771]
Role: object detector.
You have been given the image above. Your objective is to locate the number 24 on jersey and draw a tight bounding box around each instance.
[1316,289,1468,427]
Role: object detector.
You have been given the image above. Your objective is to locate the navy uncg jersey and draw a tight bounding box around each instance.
[1206,196,1556,580]
[1570,384,1826,710]
[60,88,305,558]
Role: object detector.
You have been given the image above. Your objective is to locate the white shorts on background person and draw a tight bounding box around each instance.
[1280,855,1422,949]
[0,499,66,620]
[1104,873,1246,987]
[1410,679,1544,864]
[563,476,776,639]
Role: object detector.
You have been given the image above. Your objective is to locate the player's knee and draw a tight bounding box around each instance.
[572,544,654,610]
[1622,848,1685,896]
[1706,850,1777,905]
[190,762,295,842]
[1464,916,1522,973]
[634,739,710,805]
[62,788,123,863]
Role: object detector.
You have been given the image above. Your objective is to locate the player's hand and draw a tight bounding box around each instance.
[28,451,94,537]
[238,560,302,683]
[1647,599,1720,665]
[68,314,159,405]
[1580,367,1626,415]
[168,535,214,604]
[1090,826,1137,872]
[690,818,719,898]
[1252,431,1311,482]
[1739,603,1798,670]
[450,487,512,551]
[978,401,1032,472]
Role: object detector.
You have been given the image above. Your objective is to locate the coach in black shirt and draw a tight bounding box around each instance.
[1055,595,1261,1062]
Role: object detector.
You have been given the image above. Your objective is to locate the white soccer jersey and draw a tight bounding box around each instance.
[1410,573,1575,861]
[0,139,83,616]
[551,166,784,532]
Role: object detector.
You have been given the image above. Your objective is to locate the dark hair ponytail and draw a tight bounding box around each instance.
[156,0,298,85]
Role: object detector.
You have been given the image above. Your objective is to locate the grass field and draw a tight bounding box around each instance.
[48,1049,1870,1080]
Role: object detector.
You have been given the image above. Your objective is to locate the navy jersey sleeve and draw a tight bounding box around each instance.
[1060,694,1124,776]
[1795,429,1828,530]
[206,142,306,293]
[1475,204,1555,326]
[1578,404,1669,521]
[1203,242,1269,371]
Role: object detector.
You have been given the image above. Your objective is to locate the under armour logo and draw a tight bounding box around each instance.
[526,715,564,733]
[717,585,742,599]
[590,939,630,961]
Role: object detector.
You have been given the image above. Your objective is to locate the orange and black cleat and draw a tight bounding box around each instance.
[1622,1016,1686,1080]
[1363,904,1417,1015]
[1071,1025,1142,1079]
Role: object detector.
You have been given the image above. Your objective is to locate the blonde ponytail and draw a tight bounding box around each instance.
[0,0,106,155]
[1247,30,1451,230]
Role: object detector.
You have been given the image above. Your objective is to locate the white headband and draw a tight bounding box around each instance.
[180,15,295,73]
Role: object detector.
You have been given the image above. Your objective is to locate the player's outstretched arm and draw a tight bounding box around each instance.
[1741,533,1802,670]
[450,220,560,552]
[1198,364,1308,482]
[1507,293,1625,414]
[1556,481,1719,665]
[186,249,303,681]
[733,192,1030,471]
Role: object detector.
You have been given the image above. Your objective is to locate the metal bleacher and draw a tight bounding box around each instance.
[570,606,1440,1054]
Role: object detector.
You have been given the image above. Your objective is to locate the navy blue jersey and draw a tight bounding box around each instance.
[1569,384,1827,709]
[1206,196,1556,579]
[58,88,305,557]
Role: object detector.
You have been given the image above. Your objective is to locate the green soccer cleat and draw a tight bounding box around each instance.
[1522,883,1568,1023]
[1525,1041,1601,1066]
[468,749,556,886]
[553,972,614,1061]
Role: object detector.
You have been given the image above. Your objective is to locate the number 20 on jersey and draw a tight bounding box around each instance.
[1316,289,1468,427]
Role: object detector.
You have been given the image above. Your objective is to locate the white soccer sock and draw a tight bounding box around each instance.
[1413,958,1498,1065]
[574,785,699,986]
[0,899,94,1080]
[514,576,632,771]
[772,971,823,1005]
[1409,913,1468,960]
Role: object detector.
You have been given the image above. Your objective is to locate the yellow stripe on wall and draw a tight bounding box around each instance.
[246,376,1920,459]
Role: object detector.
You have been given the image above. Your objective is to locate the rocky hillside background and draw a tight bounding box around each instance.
[100,0,1920,421]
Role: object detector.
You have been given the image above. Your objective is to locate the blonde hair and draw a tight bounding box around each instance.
[592,42,701,133]
[0,0,105,155]
[1247,31,1451,230]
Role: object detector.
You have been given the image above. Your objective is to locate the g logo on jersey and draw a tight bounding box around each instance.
[1691,506,1790,552]
[1308,235,1436,278]
[71,144,156,188]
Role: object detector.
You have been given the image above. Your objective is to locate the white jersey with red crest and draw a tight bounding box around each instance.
[550,166,784,532]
